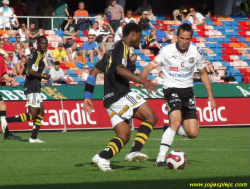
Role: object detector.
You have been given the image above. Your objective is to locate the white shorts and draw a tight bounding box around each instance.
[26,93,43,108]
[106,91,146,127]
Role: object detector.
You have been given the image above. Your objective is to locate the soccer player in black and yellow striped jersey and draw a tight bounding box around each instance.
[2,36,51,143]
[84,23,158,171]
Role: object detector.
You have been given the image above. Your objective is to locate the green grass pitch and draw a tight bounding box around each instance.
[0,128,249,189]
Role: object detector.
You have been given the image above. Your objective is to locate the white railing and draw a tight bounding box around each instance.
[0,15,101,30]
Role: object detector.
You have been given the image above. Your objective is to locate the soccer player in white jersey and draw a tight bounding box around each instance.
[140,23,216,166]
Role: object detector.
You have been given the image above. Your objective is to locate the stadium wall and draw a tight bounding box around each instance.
[2,84,250,131]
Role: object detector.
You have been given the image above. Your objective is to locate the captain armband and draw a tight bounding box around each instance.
[84,75,96,99]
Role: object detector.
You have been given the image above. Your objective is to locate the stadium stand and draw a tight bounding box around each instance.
[2,14,250,85]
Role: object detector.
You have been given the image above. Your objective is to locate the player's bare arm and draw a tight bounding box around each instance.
[29,70,51,80]
[116,66,157,94]
[199,68,216,111]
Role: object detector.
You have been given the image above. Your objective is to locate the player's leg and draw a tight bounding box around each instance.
[92,115,130,171]
[124,102,158,163]
[163,124,187,137]
[29,102,45,143]
[0,99,21,140]
[182,119,199,138]
[155,110,182,166]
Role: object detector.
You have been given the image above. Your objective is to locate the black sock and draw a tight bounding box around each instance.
[99,137,124,159]
[0,111,6,117]
[130,122,154,152]
[6,113,32,123]
[31,115,43,139]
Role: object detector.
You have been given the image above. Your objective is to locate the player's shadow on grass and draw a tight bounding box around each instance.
[19,139,29,142]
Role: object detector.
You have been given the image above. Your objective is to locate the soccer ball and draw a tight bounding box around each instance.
[166,150,187,170]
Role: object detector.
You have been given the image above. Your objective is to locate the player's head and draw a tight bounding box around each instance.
[176,23,193,53]
[123,23,142,48]
[37,36,48,53]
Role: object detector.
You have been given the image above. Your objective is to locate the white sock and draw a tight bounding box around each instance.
[177,126,187,137]
[156,127,176,162]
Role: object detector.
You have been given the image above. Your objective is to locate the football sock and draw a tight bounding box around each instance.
[177,126,187,137]
[130,122,154,152]
[6,113,32,123]
[99,137,124,159]
[0,111,10,137]
[31,115,43,139]
[156,127,176,162]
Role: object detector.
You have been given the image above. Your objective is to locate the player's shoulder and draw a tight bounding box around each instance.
[28,50,38,59]
[161,43,175,53]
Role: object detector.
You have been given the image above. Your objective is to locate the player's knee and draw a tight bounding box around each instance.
[170,121,182,130]
[187,130,198,138]
[144,113,158,126]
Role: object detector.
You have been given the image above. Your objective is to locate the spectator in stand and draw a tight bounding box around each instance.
[97,21,115,43]
[47,61,69,85]
[108,0,124,32]
[53,42,67,62]
[145,28,161,49]
[166,25,176,43]
[43,48,54,68]
[156,23,167,43]
[198,2,210,17]
[172,6,187,21]
[12,47,25,76]
[0,38,10,62]
[10,7,19,29]
[148,9,156,21]
[129,52,141,75]
[81,34,98,63]
[205,10,212,23]
[2,34,15,56]
[96,72,104,85]
[238,0,250,16]
[74,2,89,31]
[66,42,84,64]
[15,22,29,46]
[151,70,164,85]
[205,60,218,76]
[26,0,39,27]
[187,8,206,26]
[39,0,54,30]
[64,15,79,37]
[124,9,136,23]
[0,0,12,30]
[114,21,126,42]
[135,0,152,14]
[138,11,155,31]
[63,36,74,49]
[14,0,27,24]
[89,21,101,38]
[16,56,26,77]
[100,34,115,56]
[14,34,26,49]
[25,41,35,56]
[27,21,41,43]
[81,64,90,81]
[53,0,69,31]
[12,42,21,57]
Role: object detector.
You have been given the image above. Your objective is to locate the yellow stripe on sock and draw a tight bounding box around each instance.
[114,137,124,147]
[29,113,33,121]
[23,114,27,122]
[107,145,116,156]
[20,114,24,122]
[136,132,148,140]
[35,119,41,123]
[34,122,42,126]
[108,142,119,153]
[38,115,43,119]
[142,122,153,130]
[135,137,146,145]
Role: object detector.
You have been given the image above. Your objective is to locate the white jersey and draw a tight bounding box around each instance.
[151,43,205,89]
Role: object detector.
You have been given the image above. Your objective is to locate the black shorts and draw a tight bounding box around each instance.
[163,87,198,121]
[0,93,3,101]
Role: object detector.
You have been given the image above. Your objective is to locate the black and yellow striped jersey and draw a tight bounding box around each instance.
[95,40,134,107]
[24,50,45,95]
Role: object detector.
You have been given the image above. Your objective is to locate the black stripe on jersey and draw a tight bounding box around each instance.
[125,94,137,105]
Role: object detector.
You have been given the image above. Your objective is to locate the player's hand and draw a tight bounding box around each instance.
[136,83,143,88]
[10,81,19,88]
[142,80,157,94]
[209,96,216,111]
[83,99,93,115]
[44,73,51,80]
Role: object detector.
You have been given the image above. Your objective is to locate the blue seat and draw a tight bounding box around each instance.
[72,76,81,82]
[54,31,64,35]
[234,73,243,83]
[15,77,25,86]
